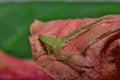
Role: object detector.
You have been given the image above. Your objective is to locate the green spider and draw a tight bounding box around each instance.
[39,17,107,68]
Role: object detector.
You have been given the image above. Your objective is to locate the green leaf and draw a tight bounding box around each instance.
[0,2,120,59]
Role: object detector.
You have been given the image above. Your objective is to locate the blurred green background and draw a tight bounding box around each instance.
[0,2,120,59]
